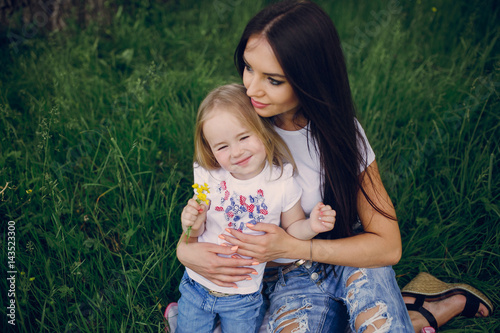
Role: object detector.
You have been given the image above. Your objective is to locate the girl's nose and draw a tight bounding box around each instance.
[231,143,243,157]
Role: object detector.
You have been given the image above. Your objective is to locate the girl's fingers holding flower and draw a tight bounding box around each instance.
[182,216,195,226]
[182,224,193,233]
[189,196,210,212]
[188,198,202,209]
[182,205,201,219]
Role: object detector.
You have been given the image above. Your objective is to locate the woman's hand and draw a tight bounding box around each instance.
[220,223,300,263]
[176,236,259,288]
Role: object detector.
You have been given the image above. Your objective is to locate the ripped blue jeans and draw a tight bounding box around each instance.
[259,262,413,332]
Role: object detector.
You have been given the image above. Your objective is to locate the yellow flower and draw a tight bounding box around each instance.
[185,183,211,243]
[432,7,437,12]
[26,189,33,194]
[29,277,35,281]
[193,183,210,206]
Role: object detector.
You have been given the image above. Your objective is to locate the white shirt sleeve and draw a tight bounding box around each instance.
[355,119,376,173]
[193,163,208,185]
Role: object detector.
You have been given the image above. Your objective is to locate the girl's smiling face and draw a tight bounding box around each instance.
[203,108,267,180]
[242,35,301,128]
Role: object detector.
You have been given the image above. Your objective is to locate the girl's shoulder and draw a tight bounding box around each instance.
[193,163,229,183]
[269,162,294,181]
[282,163,294,178]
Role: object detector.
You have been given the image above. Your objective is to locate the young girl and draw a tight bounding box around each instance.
[176,84,335,333]
[176,1,493,332]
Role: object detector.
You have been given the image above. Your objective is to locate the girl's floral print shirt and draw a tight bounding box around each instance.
[186,162,302,294]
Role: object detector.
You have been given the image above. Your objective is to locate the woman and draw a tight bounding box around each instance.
[175,1,492,332]
[176,83,335,332]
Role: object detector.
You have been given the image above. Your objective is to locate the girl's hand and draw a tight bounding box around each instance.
[309,202,336,234]
[181,198,207,233]
[176,237,258,288]
[220,223,297,263]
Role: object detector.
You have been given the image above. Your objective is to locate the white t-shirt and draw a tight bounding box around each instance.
[186,162,302,294]
[273,119,375,216]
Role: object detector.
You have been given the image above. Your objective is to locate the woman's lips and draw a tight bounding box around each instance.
[251,98,269,109]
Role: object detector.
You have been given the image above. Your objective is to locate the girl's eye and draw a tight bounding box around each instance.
[240,135,249,141]
[269,78,284,86]
[217,145,228,151]
[244,64,253,72]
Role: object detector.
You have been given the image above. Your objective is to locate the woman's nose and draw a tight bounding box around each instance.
[245,75,263,98]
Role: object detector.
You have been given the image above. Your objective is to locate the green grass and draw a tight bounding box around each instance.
[0,0,498,331]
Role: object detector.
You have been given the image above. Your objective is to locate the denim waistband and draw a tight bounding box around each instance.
[199,283,233,297]
[263,259,315,282]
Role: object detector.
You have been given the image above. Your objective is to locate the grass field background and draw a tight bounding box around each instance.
[1,0,498,331]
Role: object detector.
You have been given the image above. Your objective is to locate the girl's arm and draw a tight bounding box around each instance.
[224,160,402,268]
[281,202,335,240]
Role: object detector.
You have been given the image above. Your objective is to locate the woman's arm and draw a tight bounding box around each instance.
[176,232,259,288]
[223,160,402,268]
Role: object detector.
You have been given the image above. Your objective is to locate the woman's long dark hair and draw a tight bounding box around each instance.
[235,0,395,239]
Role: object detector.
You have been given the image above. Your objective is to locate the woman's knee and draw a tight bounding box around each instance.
[354,303,392,333]
[267,293,347,332]
[269,301,312,332]
[344,268,396,332]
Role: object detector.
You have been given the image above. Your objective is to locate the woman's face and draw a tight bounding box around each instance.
[242,35,299,123]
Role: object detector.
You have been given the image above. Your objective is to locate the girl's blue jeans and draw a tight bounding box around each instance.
[259,262,413,332]
[177,271,262,333]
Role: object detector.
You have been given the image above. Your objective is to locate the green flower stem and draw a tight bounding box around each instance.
[185,198,202,243]
[185,226,192,243]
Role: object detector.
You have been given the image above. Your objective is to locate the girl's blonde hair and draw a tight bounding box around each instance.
[194,84,295,176]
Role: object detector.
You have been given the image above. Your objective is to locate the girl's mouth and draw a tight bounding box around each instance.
[235,156,251,166]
